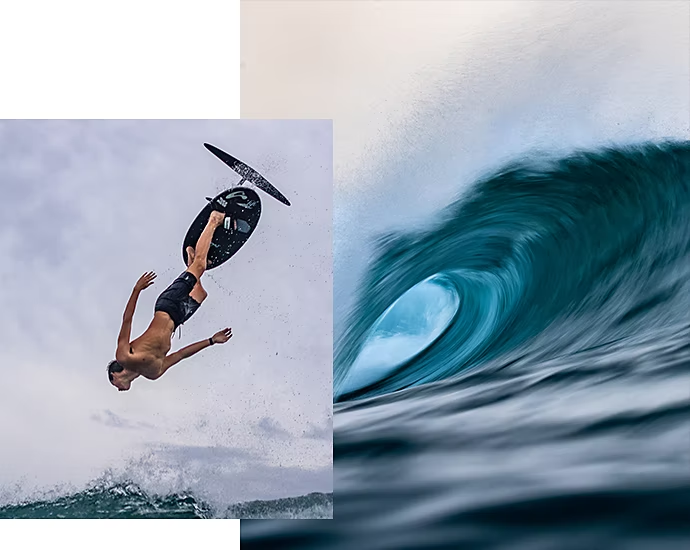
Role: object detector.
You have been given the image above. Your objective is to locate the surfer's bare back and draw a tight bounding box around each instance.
[108,211,232,391]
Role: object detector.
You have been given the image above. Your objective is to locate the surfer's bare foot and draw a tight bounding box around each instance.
[186,246,196,267]
[209,211,225,227]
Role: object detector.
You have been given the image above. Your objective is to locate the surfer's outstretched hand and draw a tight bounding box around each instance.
[211,328,233,344]
[134,271,157,291]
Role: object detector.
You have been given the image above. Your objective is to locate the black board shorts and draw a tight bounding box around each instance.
[154,271,201,329]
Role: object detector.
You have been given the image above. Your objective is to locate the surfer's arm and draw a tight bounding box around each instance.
[122,288,140,323]
[116,288,140,358]
[161,339,214,372]
[116,273,156,357]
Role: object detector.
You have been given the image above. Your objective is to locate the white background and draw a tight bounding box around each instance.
[2,0,242,547]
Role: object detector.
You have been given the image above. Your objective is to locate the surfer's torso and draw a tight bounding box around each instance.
[126,312,176,379]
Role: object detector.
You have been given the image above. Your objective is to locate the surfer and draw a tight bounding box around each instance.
[108,211,232,391]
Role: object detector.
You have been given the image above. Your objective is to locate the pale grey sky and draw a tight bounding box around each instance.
[241,1,690,338]
[0,119,332,507]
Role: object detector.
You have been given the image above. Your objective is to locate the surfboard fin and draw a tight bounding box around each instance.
[204,143,292,207]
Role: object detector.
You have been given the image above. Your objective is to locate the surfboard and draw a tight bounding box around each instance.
[182,188,262,270]
[203,143,291,207]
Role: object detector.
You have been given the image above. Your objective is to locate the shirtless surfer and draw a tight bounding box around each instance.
[108,211,232,391]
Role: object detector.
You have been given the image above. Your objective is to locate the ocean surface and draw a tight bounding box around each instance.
[0,481,332,519]
[243,142,690,548]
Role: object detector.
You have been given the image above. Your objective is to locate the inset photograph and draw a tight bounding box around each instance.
[0,119,333,519]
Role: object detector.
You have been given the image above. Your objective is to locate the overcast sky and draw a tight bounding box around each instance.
[0,119,332,507]
[241,1,690,338]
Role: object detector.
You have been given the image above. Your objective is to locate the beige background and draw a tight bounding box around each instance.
[241,0,690,336]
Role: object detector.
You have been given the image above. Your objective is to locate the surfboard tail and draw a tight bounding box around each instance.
[204,143,291,206]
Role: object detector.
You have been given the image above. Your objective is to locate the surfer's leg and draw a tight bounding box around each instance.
[186,246,196,267]
[185,246,208,303]
[189,279,208,304]
[187,212,224,280]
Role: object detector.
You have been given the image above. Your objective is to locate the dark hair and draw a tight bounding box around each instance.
[107,360,124,382]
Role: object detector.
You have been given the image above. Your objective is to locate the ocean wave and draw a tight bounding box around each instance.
[335,141,690,400]
[244,141,690,549]
[0,479,332,519]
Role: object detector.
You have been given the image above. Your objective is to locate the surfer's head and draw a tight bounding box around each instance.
[107,360,130,391]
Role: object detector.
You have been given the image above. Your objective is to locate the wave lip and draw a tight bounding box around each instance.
[0,483,211,519]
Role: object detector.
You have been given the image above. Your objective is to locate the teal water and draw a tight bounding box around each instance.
[335,141,690,400]
[0,482,332,519]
